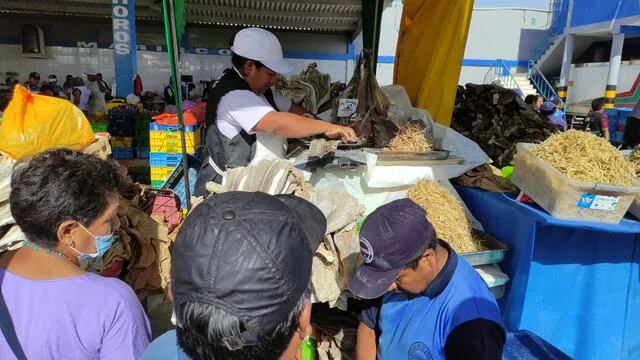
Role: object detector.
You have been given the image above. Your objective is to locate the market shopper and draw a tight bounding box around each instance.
[47,74,64,97]
[540,101,567,130]
[96,72,112,100]
[38,83,56,97]
[83,69,108,116]
[524,94,543,113]
[0,149,151,359]
[195,27,356,196]
[142,191,326,359]
[584,97,610,140]
[350,198,505,360]
[23,71,40,94]
[63,74,74,98]
[623,98,640,147]
[549,95,565,118]
[72,77,90,116]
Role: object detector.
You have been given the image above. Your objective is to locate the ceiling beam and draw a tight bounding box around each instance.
[186,4,359,20]
[186,0,361,6]
[187,15,357,31]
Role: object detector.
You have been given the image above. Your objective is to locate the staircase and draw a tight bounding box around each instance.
[512,73,538,97]
[512,0,570,104]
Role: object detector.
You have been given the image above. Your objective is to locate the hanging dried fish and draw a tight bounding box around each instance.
[334,50,398,148]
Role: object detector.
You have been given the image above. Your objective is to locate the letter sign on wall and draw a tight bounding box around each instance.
[112,0,137,96]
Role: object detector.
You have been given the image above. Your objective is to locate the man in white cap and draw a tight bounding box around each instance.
[83,69,107,117]
[195,27,356,196]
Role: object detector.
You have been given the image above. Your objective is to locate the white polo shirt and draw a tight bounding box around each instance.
[216,89,292,139]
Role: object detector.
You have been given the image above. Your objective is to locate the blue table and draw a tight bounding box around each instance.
[457,186,640,360]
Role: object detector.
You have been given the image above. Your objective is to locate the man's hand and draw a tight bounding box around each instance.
[324,124,357,142]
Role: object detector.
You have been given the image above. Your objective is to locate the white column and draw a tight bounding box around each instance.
[558,33,574,104]
[604,33,624,108]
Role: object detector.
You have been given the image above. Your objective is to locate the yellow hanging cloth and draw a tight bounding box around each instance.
[394,0,474,126]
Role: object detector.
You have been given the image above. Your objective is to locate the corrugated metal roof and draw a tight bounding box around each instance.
[0,0,362,33]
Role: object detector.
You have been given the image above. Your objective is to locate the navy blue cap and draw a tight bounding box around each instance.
[348,198,435,299]
[171,191,326,347]
[540,101,557,112]
[549,95,562,105]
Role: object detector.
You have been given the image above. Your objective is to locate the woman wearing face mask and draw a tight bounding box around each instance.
[0,149,151,359]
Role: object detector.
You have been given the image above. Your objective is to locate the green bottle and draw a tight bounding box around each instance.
[300,336,317,360]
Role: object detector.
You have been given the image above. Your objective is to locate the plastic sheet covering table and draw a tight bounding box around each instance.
[456,186,640,360]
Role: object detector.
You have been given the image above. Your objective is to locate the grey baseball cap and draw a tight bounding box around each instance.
[171,191,326,346]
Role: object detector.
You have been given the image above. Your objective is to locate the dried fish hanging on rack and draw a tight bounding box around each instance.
[275,63,331,115]
[332,50,398,148]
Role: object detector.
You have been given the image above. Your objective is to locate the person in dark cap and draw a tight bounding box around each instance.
[549,95,565,118]
[47,74,64,97]
[350,198,505,360]
[23,72,41,94]
[540,101,567,131]
[141,191,327,360]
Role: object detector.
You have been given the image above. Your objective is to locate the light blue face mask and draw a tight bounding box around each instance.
[71,223,114,264]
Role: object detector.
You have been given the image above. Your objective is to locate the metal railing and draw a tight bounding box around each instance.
[527,60,565,107]
[531,0,570,63]
[484,59,522,93]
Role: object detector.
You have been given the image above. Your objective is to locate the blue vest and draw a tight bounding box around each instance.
[377,245,504,360]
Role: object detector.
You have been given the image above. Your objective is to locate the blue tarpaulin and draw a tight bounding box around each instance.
[457,186,640,360]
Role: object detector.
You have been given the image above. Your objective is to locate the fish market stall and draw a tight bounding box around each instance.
[455,130,640,360]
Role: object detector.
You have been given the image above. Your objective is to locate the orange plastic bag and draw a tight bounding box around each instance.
[0,85,95,159]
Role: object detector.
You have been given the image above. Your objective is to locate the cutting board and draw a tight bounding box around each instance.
[375,153,465,166]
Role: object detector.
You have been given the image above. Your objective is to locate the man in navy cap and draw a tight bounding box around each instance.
[349,198,505,360]
[549,95,565,118]
[142,191,326,360]
[541,101,567,131]
[23,72,41,94]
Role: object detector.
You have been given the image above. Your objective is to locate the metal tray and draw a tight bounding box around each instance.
[460,230,509,266]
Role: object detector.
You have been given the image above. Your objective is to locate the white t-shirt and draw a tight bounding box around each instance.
[216,89,292,139]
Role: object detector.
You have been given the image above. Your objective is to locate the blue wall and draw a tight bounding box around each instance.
[571,0,640,28]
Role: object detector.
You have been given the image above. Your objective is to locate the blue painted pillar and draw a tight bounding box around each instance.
[111,0,137,97]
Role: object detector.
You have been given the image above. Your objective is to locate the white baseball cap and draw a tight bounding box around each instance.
[231,28,294,75]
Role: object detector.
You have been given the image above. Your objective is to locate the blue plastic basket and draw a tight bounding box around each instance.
[135,148,149,158]
[112,148,134,159]
[150,152,185,167]
[149,148,203,167]
[161,154,201,209]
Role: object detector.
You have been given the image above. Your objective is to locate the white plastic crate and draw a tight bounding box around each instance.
[512,143,640,224]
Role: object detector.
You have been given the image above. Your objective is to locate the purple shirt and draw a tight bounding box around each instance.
[0,267,151,359]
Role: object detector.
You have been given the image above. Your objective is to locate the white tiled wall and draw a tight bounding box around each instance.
[0,45,350,96]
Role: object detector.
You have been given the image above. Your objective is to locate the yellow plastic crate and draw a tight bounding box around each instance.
[150,166,175,181]
[149,129,201,154]
[111,136,134,148]
[107,99,143,111]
